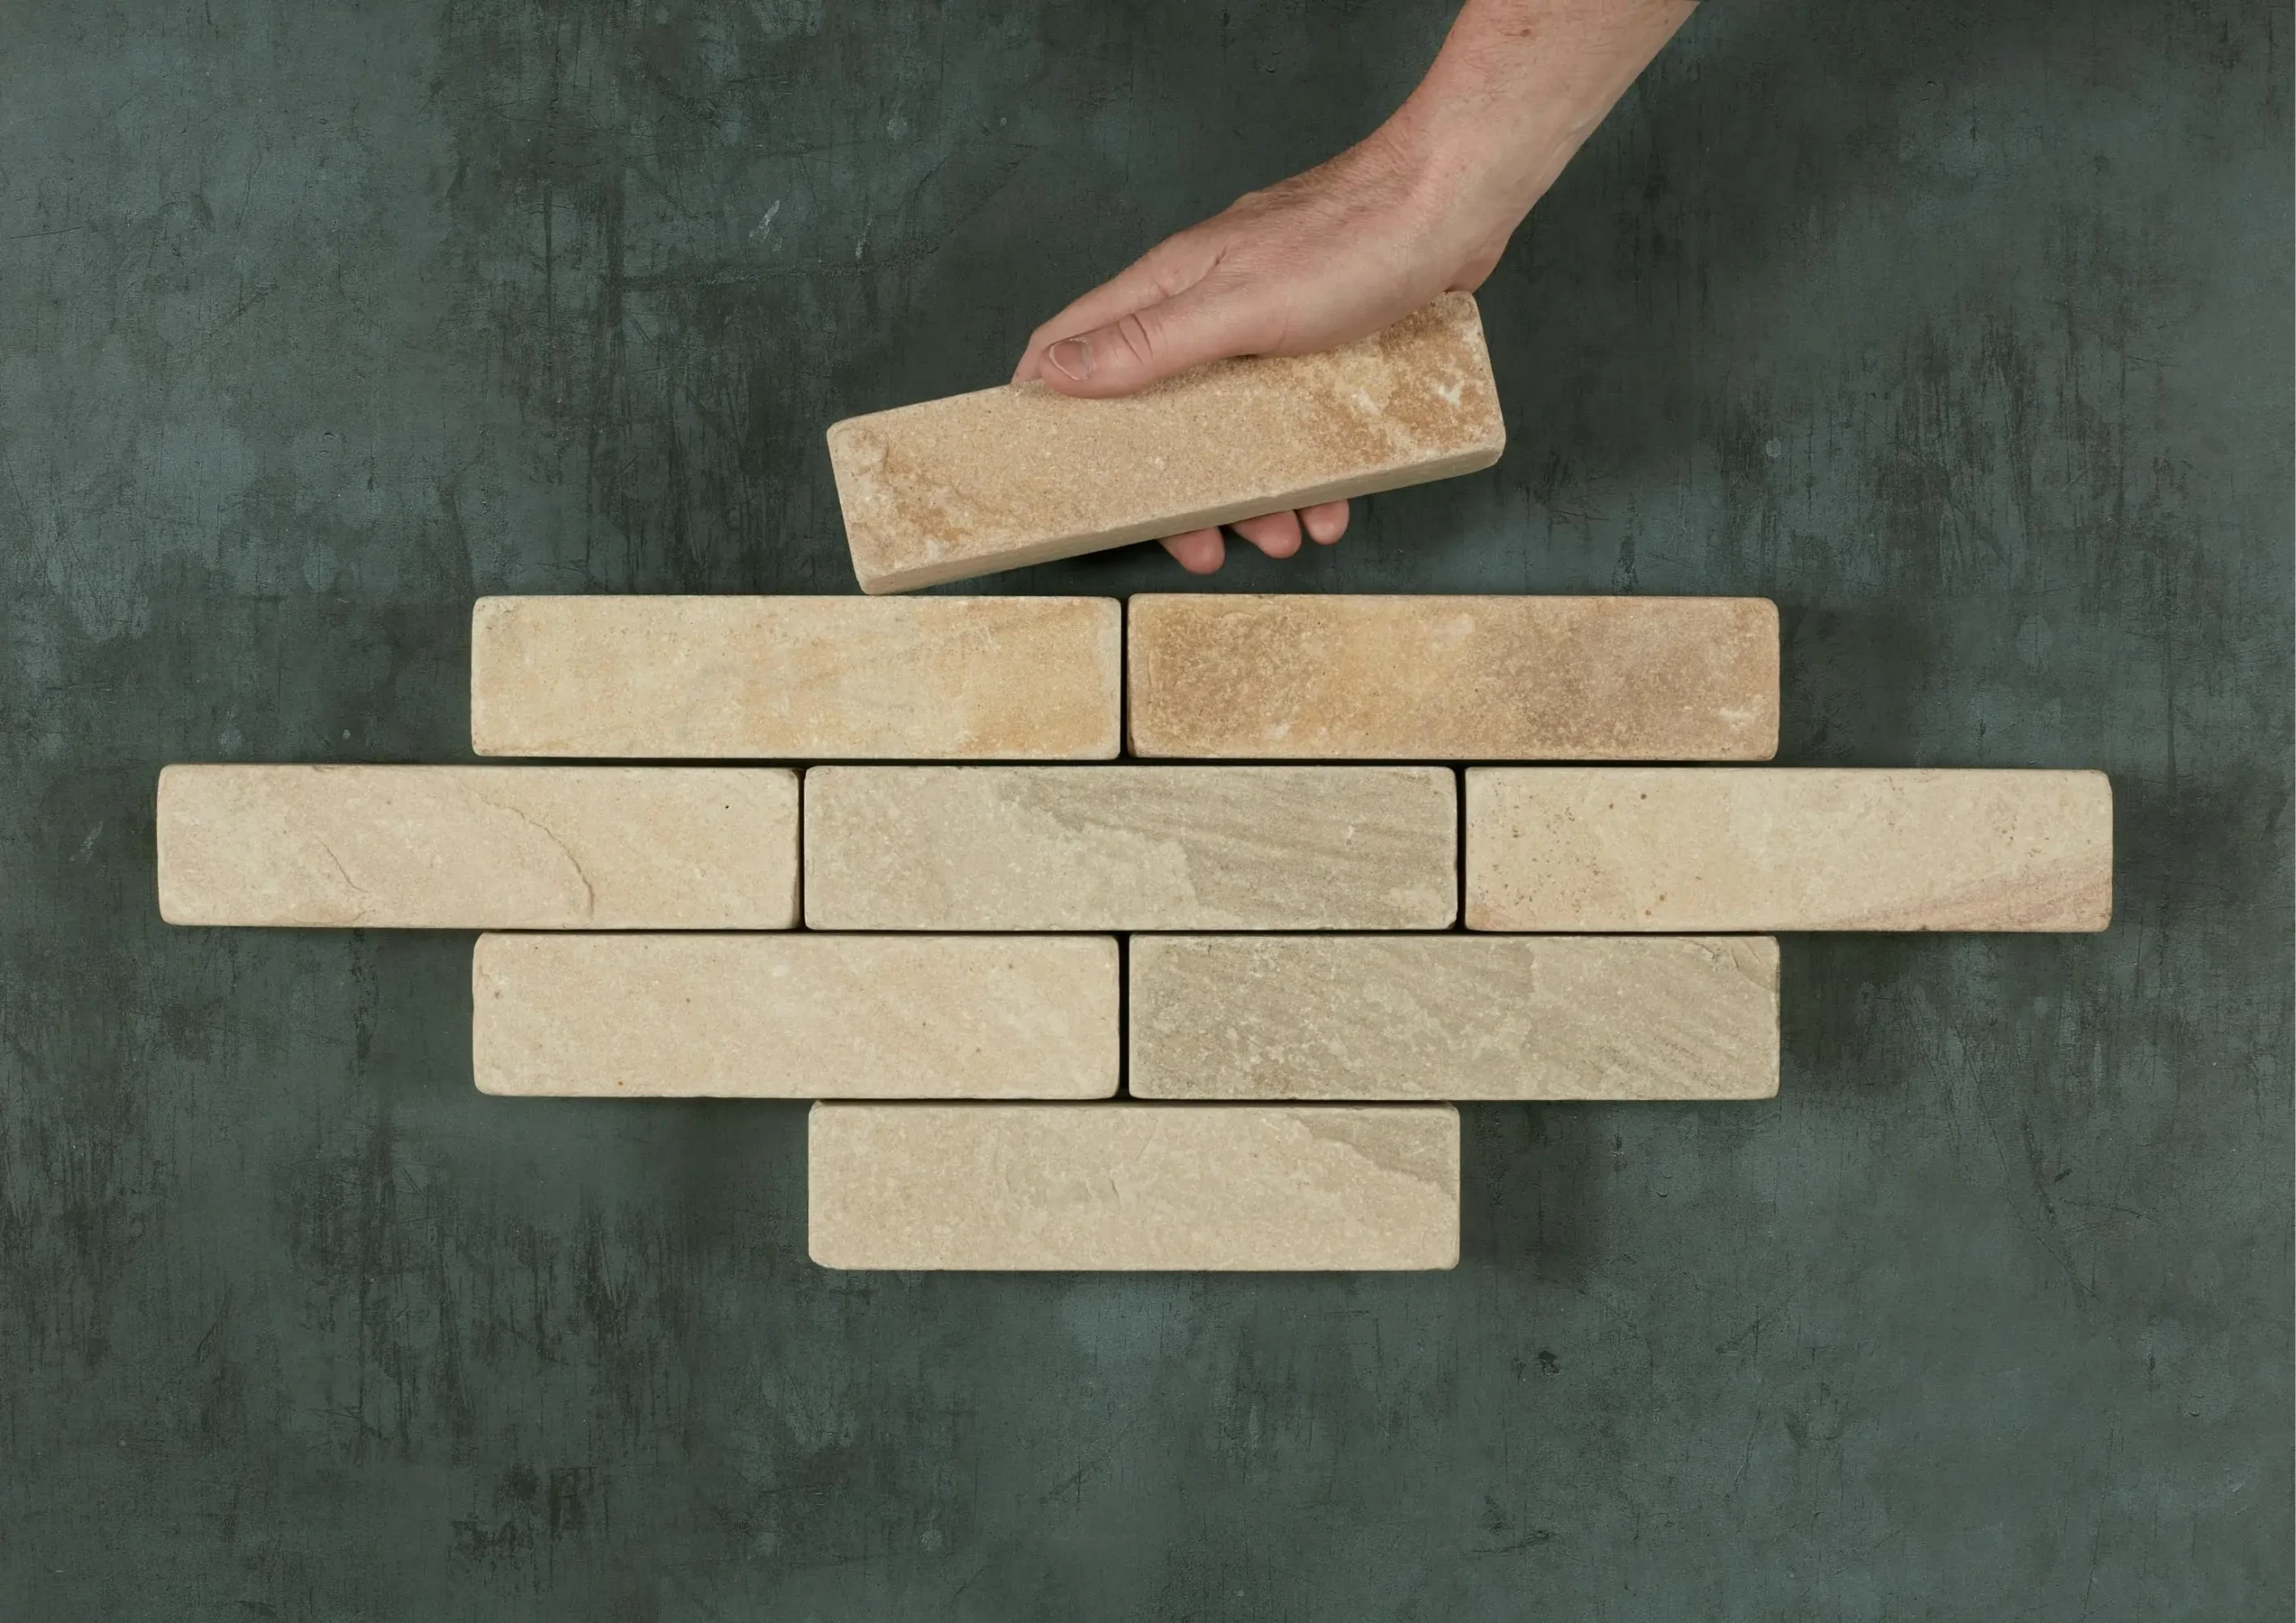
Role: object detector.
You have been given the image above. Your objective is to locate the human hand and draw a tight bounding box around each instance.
[1010,129,1509,573]
[1011,0,1698,575]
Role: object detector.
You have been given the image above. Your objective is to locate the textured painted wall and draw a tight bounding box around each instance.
[1,1,2287,1616]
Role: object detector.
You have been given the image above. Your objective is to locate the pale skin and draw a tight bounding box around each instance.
[1013,0,1700,573]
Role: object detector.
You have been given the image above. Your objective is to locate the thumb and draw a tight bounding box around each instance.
[1033,283,1277,399]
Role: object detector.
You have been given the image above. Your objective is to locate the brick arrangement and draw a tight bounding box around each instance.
[157,591,2113,1273]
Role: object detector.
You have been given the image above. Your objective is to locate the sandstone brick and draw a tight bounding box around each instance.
[802,766,1457,930]
[1130,935,1779,1100]
[157,765,798,929]
[1466,768,2113,931]
[807,1103,1458,1270]
[470,595,1120,759]
[1126,594,1779,759]
[473,933,1116,1098]
[826,294,1504,593]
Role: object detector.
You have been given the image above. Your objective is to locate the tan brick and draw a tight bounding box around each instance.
[827,294,1504,594]
[157,765,798,929]
[474,933,1116,1098]
[802,766,1457,930]
[807,1103,1458,1270]
[1130,935,1779,1100]
[1126,594,1779,760]
[470,595,1120,759]
[1466,768,2113,931]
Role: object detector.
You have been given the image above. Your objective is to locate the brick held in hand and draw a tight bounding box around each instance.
[807,1102,1460,1271]
[470,595,1121,760]
[1465,768,2114,932]
[825,293,1505,594]
[1126,593,1779,760]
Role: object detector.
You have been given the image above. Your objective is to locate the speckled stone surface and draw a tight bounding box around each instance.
[826,294,1505,593]
[1129,934,1779,1100]
[802,765,1457,930]
[473,933,1116,1098]
[807,1103,1460,1271]
[1467,768,2113,931]
[470,595,1121,759]
[157,765,799,929]
[1126,594,1779,759]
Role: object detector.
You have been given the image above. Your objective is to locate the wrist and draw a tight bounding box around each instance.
[1371,93,1561,256]
[1380,0,1700,248]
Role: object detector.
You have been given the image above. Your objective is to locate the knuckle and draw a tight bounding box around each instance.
[1112,311,1160,367]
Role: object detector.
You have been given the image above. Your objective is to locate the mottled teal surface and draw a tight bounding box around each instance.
[2,2,2288,1616]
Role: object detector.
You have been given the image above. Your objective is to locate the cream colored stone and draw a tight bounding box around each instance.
[1126,594,1779,760]
[807,1103,1458,1270]
[156,765,798,928]
[1129,935,1779,1100]
[473,933,1116,1098]
[827,294,1504,593]
[470,595,1120,759]
[1466,768,2113,931]
[802,766,1457,930]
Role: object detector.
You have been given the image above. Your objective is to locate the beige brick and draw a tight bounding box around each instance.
[1466,768,2113,931]
[157,765,798,929]
[807,1103,1458,1270]
[470,595,1120,759]
[827,294,1504,594]
[1126,594,1779,760]
[474,933,1116,1098]
[1130,935,1779,1100]
[803,766,1457,930]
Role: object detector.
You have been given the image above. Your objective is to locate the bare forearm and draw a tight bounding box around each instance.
[1384,0,1700,263]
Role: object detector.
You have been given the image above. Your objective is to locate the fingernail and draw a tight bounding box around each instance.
[1046,337,1092,381]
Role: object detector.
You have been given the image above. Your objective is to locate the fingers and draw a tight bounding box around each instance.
[1161,528,1226,573]
[1300,500,1349,543]
[1157,506,1341,574]
[1013,238,1211,383]
[1229,510,1301,559]
[1031,279,1283,399]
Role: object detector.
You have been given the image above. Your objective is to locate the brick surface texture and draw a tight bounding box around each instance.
[1126,594,1779,760]
[807,1103,1460,1270]
[471,595,1121,760]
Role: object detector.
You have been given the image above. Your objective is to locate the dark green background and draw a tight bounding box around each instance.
[3,1,2288,1616]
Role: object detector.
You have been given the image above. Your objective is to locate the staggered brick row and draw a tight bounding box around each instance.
[470,591,1779,764]
[157,588,2114,1273]
[464,933,1779,1104]
[160,759,2110,935]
